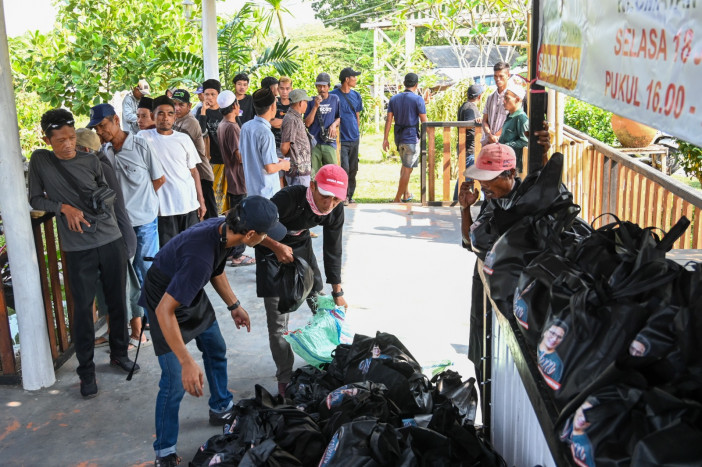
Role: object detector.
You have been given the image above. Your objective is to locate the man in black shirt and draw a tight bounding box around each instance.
[454,84,484,200]
[197,79,227,213]
[234,72,255,126]
[254,164,349,395]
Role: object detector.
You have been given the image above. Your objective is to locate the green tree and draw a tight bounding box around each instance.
[10,0,198,115]
[261,0,291,38]
[146,3,299,89]
[310,0,393,31]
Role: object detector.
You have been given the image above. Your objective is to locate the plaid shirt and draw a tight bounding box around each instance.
[281,108,311,176]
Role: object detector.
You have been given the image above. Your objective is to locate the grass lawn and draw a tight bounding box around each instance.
[672,174,701,190]
[352,133,422,203]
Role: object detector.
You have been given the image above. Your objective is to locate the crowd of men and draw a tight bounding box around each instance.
[26,61,543,466]
[28,68,362,466]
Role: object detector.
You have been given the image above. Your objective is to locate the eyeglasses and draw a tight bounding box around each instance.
[43,119,75,131]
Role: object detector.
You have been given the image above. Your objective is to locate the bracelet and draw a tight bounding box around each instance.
[331,289,344,298]
[227,300,241,311]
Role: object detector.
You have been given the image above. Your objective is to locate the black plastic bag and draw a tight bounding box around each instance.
[556,366,702,467]
[284,365,333,414]
[318,418,414,467]
[343,332,432,416]
[482,207,581,317]
[189,432,244,467]
[321,344,352,390]
[190,385,326,466]
[430,370,478,426]
[398,426,453,466]
[513,252,575,348]
[238,439,302,467]
[274,256,315,313]
[427,402,507,467]
[318,381,402,440]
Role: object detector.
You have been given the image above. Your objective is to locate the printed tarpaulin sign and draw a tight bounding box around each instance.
[536,1,702,146]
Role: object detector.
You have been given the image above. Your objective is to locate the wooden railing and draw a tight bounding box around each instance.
[559,126,702,249]
[421,121,482,206]
[420,121,531,205]
[420,121,702,249]
[0,213,75,384]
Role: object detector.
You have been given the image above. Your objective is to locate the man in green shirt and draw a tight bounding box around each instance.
[499,81,529,172]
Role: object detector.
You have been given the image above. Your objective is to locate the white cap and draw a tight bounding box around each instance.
[217,90,236,108]
[505,79,526,100]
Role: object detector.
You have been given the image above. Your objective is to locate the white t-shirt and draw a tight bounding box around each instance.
[138,129,200,216]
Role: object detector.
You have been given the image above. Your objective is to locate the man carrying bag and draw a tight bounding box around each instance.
[255,164,349,396]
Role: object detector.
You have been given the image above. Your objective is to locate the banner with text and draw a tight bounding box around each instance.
[536,1,702,146]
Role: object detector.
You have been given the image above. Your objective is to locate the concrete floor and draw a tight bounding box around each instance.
[0,203,475,467]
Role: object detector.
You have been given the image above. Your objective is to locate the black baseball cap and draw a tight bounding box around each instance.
[339,67,361,82]
[230,196,287,241]
[172,89,191,103]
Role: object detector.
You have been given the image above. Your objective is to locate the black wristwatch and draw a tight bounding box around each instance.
[331,289,344,298]
[227,300,241,311]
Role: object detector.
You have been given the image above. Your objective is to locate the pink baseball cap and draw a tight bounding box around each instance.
[315,164,348,199]
[464,144,517,181]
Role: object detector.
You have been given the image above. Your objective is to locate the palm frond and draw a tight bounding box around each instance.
[247,38,299,76]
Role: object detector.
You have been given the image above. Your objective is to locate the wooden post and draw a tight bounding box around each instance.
[0,1,56,389]
[527,0,547,174]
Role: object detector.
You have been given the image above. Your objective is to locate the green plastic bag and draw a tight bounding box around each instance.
[284,309,343,368]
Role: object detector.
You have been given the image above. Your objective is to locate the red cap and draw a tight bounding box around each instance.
[464,144,516,181]
[315,164,348,199]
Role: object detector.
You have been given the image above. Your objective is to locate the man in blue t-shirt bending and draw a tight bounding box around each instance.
[139,196,286,467]
[383,73,428,203]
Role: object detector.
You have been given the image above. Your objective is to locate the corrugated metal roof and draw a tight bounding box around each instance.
[422,45,518,68]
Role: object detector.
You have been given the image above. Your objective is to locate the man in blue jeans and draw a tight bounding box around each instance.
[89,103,166,331]
[139,196,286,467]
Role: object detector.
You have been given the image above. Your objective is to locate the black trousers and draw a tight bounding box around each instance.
[339,141,360,200]
[64,239,128,379]
[158,210,199,247]
[201,179,218,219]
[227,193,247,259]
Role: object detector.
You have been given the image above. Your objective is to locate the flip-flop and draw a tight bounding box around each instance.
[401,194,414,203]
[229,254,256,267]
[128,337,152,351]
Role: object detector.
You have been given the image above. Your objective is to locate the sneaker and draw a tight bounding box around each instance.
[110,356,140,373]
[80,375,98,399]
[209,406,235,426]
[154,453,181,467]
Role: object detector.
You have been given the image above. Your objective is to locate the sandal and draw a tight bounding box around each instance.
[401,194,414,203]
[128,336,152,351]
[229,254,256,267]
